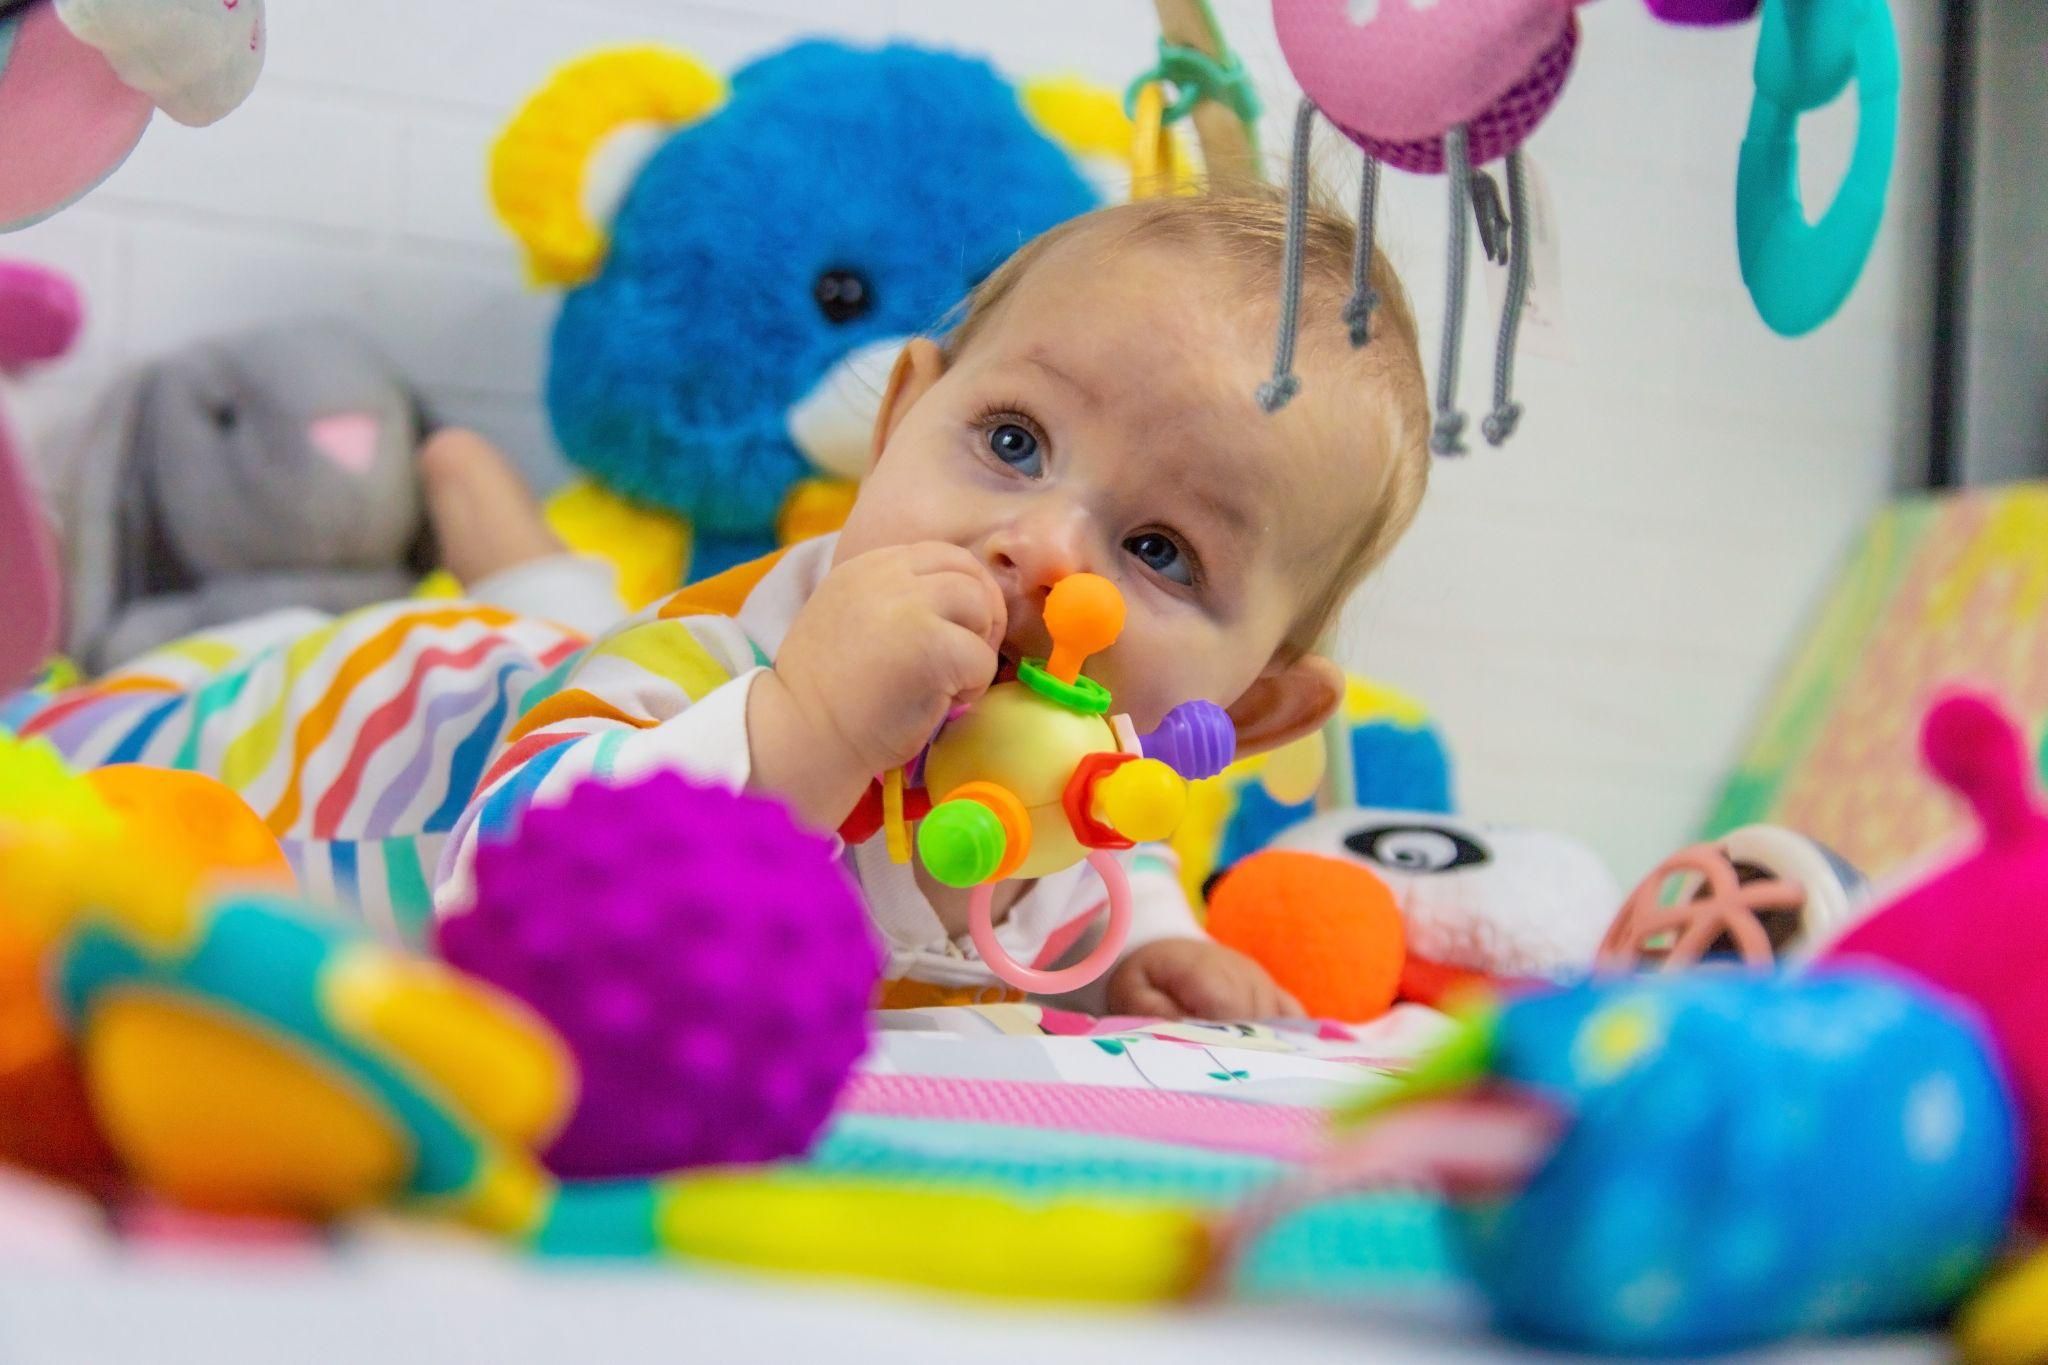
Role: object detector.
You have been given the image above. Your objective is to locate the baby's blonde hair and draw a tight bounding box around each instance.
[943,183,1429,656]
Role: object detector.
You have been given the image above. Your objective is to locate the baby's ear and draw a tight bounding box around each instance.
[1227,652,1344,757]
[869,338,946,471]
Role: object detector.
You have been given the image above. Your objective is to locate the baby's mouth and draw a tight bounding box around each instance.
[994,651,1020,686]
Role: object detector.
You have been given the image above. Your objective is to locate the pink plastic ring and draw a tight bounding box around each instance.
[966,848,1132,996]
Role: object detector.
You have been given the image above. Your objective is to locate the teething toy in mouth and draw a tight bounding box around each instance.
[840,573,1236,994]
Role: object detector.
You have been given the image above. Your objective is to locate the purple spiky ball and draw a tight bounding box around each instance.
[435,771,879,1178]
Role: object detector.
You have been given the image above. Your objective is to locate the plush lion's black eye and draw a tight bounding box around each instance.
[813,268,872,324]
[209,402,239,433]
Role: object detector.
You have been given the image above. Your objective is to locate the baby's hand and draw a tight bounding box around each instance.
[1106,940,1304,1022]
[751,543,1005,827]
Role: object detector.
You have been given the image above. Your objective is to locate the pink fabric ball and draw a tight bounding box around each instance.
[438,772,880,1179]
[1328,19,1580,173]
[1271,0,1579,147]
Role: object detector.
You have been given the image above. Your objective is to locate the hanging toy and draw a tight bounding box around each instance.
[1264,0,1587,453]
[839,574,1235,995]
[0,0,266,233]
[1732,0,1898,336]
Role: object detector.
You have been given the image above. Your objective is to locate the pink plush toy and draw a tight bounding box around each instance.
[0,0,266,233]
[0,261,79,692]
[1820,689,2048,1225]
[1264,0,1589,452]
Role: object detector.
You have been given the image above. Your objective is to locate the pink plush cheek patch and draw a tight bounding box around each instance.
[0,3,154,232]
[306,412,382,475]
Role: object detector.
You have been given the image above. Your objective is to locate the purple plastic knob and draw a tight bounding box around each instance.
[437,771,880,1179]
[1644,0,1759,24]
[1141,701,1236,781]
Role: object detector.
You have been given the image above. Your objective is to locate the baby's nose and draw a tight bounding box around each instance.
[987,509,1089,601]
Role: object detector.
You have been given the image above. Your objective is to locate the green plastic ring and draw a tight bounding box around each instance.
[1018,660,1112,716]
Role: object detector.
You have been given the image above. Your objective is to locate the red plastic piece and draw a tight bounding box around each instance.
[1062,751,1135,850]
[838,779,930,846]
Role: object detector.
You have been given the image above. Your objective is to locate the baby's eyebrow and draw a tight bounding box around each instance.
[1023,350,1103,410]
[1183,477,1259,541]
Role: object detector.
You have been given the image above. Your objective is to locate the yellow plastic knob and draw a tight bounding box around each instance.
[1043,574,1125,685]
[1092,759,1186,844]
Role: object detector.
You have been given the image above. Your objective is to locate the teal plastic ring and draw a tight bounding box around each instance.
[1735,0,1898,337]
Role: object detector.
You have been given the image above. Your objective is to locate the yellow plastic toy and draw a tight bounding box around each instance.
[839,574,1236,995]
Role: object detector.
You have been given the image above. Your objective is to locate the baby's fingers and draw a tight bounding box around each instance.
[916,568,1005,649]
[929,621,1001,708]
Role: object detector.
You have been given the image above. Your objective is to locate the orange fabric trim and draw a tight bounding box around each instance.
[655,545,794,621]
[502,688,655,745]
[877,978,1025,1011]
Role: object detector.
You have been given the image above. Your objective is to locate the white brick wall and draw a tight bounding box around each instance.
[1,0,1943,881]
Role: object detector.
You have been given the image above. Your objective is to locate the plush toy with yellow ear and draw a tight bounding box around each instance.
[493,42,1132,605]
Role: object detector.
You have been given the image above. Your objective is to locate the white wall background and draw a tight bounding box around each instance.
[2,0,1944,882]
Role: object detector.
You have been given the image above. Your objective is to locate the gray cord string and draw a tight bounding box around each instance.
[1431,125,1472,456]
[1342,157,1382,348]
[1483,149,1530,446]
[1258,97,1317,414]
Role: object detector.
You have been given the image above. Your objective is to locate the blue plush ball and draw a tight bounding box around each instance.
[548,41,1098,575]
[1467,972,2022,1355]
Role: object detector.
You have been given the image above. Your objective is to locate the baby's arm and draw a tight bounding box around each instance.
[437,542,1004,913]
[1104,852,1303,1021]
[435,606,770,914]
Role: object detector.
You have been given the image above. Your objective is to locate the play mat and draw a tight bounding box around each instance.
[0,1004,1954,1365]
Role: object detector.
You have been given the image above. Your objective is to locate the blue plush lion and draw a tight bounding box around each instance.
[492,41,1115,600]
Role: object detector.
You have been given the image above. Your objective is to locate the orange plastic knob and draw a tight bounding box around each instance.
[1043,573,1125,685]
[1206,851,1406,1023]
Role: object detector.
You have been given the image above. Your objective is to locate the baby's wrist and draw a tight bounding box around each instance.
[746,668,873,831]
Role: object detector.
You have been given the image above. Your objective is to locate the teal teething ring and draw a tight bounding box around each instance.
[1736,0,1898,337]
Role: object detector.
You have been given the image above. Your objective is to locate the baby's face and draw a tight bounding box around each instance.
[836,237,1366,736]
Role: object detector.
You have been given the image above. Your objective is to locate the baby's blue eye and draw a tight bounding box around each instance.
[1125,532,1192,586]
[987,423,1043,476]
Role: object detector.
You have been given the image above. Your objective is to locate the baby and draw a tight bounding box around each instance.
[444,185,1431,1015]
[10,185,1429,1019]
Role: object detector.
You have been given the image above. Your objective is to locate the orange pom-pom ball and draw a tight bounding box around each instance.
[1206,850,1405,1022]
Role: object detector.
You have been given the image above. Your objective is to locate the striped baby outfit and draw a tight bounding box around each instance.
[7,536,1205,994]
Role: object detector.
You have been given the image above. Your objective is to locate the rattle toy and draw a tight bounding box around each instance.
[841,573,1234,995]
[0,261,76,692]
[438,770,879,1179]
[0,0,265,232]
[1264,0,1586,452]
[1734,0,1898,336]
[1599,823,1867,971]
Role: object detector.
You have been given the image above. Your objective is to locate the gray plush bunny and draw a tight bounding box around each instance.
[60,319,437,672]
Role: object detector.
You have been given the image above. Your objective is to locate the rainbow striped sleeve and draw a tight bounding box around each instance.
[433,604,772,916]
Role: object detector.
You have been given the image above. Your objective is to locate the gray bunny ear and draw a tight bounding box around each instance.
[58,366,157,668]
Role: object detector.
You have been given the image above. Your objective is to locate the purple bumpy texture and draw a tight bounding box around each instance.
[1142,701,1237,781]
[436,771,879,1178]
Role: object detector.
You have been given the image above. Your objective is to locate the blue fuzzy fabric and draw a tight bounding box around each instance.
[1214,719,1455,877]
[548,41,1099,566]
[1466,972,2021,1355]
